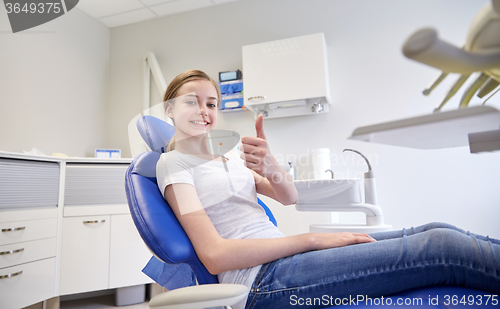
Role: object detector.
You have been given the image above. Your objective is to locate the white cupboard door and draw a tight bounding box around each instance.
[243,33,329,106]
[109,214,153,289]
[59,215,110,295]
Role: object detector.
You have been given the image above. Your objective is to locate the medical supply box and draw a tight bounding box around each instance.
[219,79,244,110]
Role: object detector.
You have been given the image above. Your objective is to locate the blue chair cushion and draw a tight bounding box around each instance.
[136,115,175,153]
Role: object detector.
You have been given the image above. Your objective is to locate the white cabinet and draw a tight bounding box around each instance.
[59,162,152,296]
[59,212,153,295]
[59,215,110,295]
[0,155,60,309]
[0,153,153,305]
[0,208,59,309]
[242,33,331,119]
[109,214,152,289]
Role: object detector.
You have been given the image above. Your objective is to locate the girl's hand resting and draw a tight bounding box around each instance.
[309,232,377,250]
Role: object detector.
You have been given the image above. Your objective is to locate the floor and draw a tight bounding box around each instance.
[60,295,149,309]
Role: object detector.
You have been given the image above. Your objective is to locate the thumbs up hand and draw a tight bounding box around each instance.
[240,114,279,178]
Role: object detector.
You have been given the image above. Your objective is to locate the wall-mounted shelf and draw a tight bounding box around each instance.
[349,106,500,149]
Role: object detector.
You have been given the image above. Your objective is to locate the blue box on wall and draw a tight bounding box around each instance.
[219,79,244,110]
[221,94,244,109]
[219,79,243,96]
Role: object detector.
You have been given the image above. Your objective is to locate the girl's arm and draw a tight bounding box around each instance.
[240,114,298,205]
[165,183,375,275]
[249,163,297,205]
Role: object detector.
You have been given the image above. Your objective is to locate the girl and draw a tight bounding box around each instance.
[156,69,500,309]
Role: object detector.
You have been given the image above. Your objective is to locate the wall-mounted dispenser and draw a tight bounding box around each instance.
[242,33,331,119]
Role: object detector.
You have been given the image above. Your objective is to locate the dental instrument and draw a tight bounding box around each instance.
[477,77,500,98]
[422,71,448,96]
[403,0,500,111]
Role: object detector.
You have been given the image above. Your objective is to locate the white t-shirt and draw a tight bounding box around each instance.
[156,149,284,309]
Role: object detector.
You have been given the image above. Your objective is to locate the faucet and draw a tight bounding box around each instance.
[325,169,334,179]
[288,161,295,180]
[343,149,377,206]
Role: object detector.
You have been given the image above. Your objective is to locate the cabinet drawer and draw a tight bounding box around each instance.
[0,237,57,269]
[0,218,57,246]
[0,257,56,309]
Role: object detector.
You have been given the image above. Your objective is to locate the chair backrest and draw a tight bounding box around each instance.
[125,151,218,284]
[126,116,277,285]
[137,115,176,153]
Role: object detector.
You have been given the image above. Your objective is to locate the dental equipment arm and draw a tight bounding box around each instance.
[403,1,500,111]
[402,28,500,74]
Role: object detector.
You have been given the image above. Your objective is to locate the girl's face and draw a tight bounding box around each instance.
[166,79,218,139]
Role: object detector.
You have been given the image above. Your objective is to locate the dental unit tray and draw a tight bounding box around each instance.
[349,105,500,151]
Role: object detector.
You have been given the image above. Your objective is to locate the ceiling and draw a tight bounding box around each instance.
[76,0,241,28]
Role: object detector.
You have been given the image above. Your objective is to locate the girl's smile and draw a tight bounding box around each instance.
[166,79,219,139]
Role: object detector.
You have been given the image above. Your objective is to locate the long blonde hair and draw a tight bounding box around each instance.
[163,70,221,152]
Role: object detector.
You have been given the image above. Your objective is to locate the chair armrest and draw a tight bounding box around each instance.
[149,284,249,309]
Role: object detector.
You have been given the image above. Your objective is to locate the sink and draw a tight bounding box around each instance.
[293,178,392,231]
[294,178,362,210]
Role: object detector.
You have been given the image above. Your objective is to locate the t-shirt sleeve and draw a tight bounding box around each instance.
[156,152,195,197]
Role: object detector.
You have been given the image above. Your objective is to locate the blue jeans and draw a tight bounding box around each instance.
[244,222,500,308]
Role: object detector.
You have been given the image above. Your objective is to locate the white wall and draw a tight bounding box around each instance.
[0,6,109,157]
[107,0,500,237]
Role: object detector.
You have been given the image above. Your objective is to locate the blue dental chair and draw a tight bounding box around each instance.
[125,116,498,308]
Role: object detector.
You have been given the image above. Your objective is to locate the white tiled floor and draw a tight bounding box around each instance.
[60,295,149,309]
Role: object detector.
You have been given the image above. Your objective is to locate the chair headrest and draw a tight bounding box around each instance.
[137,115,176,153]
[132,151,161,178]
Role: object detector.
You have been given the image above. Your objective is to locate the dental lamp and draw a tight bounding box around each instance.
[402,0,500,112]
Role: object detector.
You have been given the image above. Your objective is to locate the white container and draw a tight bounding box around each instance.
[242,33,331,119]
[311,148,331,180]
